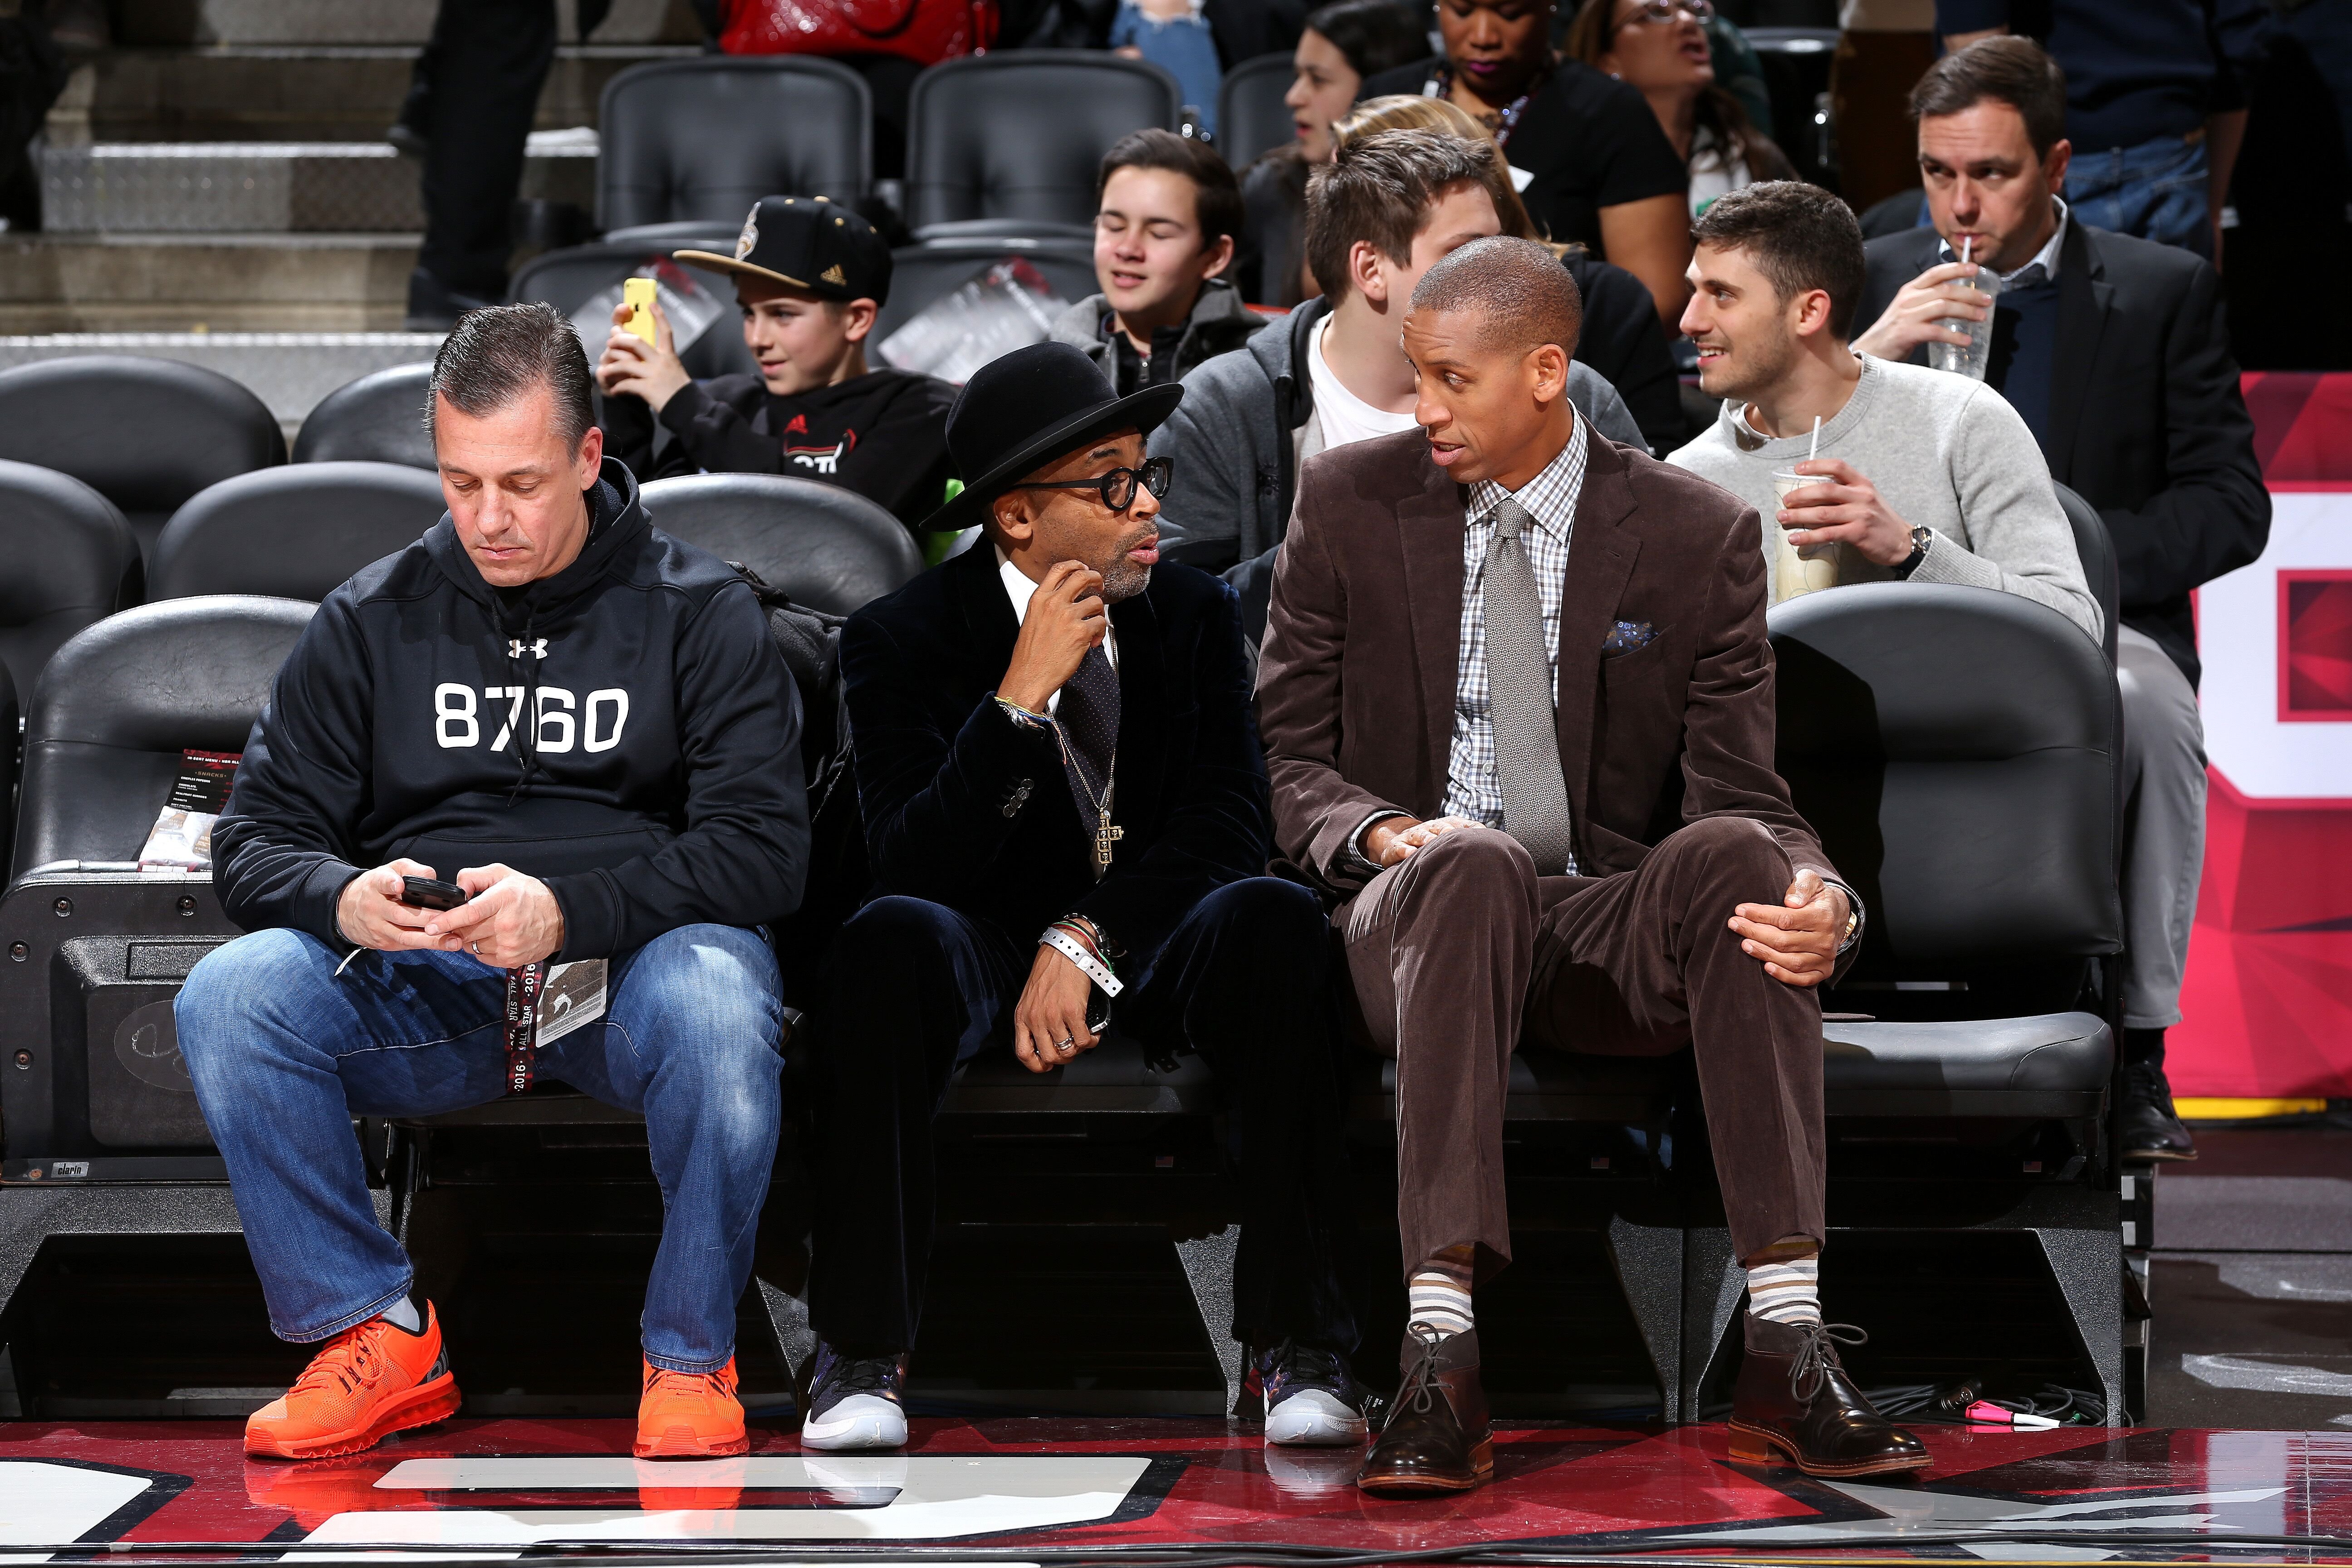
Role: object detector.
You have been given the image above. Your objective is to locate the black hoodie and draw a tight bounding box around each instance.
[211,458,809,960]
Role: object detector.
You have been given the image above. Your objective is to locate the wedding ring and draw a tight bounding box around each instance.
[470,941,480,955]
[1057,1036,1076,1053]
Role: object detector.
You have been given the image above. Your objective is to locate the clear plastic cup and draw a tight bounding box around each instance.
[1926,266,2003,381]
[1770,469,1838,601]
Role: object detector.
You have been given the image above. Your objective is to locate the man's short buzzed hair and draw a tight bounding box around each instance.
[1305,127,1496,302]
[1690,180,1867,339]
[1407,235,1583,362]
[427,301,596,447]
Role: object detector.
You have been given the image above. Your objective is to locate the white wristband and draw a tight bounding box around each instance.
[1041,926,1124,995]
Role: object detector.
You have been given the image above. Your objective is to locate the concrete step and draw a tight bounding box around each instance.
[40,132,597,233]
[118,0,698,47]
[47,44,694,143]
[0,232,419,332]
[0,332,446,439]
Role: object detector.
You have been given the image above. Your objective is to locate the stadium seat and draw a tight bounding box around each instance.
[640,472,923,616]
[1686,580,2126,1419]
[903,52,1183,235]
[511,241,761,383]
[598,57,871,232]
[0,356,285,559]
[1218,51,1298,168]
[2055,479,2122,666]
[1744,28,1838,184]
[148,463,449,603]
[871,238,1101,348]
[598,220,745,253]
[0,459,141,715]
[0,596,314,1185]
[292,364,436,470]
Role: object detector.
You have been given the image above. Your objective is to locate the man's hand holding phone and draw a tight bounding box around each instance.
[422,864,566,968]
[335,858,453,951]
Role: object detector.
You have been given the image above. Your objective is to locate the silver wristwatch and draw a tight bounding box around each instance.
[1891,524,1934,579]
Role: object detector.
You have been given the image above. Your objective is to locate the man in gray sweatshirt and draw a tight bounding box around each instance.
[1671,184,2207,1169]
[1667,181,2100,643]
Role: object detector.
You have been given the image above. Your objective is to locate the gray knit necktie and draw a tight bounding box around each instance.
[1483,499,1574,873]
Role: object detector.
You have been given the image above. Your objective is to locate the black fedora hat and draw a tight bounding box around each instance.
[922,341,1183,533]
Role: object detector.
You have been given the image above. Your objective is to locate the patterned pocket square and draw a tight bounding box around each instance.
[1602,619,1656,655]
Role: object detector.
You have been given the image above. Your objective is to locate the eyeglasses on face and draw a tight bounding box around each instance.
[1619,0,1711,24]
[1009,454,1173,513]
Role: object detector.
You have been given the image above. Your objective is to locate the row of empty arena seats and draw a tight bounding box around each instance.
[600,51,1227,236]
[0,578,2131,1418]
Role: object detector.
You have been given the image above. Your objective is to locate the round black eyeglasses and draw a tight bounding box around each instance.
[1009,455,1173,513]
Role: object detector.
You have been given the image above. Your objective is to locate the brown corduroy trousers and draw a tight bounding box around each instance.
[1338,816,1827,1275]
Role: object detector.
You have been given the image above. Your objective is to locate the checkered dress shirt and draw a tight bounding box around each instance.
[1445,424,1588,869]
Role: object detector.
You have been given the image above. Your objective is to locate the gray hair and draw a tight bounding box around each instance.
[426,301,596,447]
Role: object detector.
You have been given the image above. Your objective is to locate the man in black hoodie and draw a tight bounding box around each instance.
[175,304,809,1465]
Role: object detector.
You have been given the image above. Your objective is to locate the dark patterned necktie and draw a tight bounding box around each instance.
[1058,644,1121,869]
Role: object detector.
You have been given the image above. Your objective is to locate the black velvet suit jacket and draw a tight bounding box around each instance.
[838,543,1270,967]
[1857,220,2270,686]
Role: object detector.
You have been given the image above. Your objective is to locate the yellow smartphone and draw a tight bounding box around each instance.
[622,277,657,343]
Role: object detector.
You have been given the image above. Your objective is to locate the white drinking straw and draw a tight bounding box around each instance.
[1961,235,1973,266]
[1808,413,1821,464]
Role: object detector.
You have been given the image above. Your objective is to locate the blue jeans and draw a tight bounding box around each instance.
[2066,132,2211,259]
[175,924,784,1372]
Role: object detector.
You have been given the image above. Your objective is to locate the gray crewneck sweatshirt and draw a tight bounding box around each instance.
[1666,353,2102,643]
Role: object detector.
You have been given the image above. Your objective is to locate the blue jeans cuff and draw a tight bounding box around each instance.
[644,1347,737,1374]
[274,1276,416,1345]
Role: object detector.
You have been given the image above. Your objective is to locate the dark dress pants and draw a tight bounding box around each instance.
[808,876,1358,1356]
[1340,816,1826,1274]
[416,0,556,299]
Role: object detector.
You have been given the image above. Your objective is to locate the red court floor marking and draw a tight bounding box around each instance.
[2,1419,2347,1556]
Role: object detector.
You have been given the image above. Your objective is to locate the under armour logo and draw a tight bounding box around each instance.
[508,638,549,659]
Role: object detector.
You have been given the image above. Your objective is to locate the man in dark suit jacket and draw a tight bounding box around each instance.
[1259,236,1928,1495]
[800,343,1363,1455]
[1851,36,2267,1163]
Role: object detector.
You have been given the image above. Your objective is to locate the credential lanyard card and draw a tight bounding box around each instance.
[501,959,608,1094]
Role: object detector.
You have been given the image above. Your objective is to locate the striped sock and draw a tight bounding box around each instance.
[1407,1245,1476,1338]
[1746,1254,1822,1326]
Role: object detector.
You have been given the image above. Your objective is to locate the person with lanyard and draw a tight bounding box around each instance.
[1357,0,1692,328]
[797,342,1366,1457]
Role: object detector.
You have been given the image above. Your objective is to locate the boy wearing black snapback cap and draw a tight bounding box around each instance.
[596,195,957,532]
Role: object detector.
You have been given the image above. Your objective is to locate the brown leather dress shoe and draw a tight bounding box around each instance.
[1357,1324,1492,1496]
[1728,1316,1931,1478]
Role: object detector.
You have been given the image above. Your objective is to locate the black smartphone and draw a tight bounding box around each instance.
[398,875,468,911]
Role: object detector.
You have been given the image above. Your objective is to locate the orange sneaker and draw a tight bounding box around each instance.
[635,1356,749,1459]
[245,1302,461,1460]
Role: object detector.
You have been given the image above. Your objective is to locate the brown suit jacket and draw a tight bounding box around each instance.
[1259,421,1839,896]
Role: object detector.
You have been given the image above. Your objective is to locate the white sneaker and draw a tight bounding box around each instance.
[1256,1340,1371,1447]
[1265,1386,1369,1446]
[798,1343,909,1452]
[801,1391,907,1451]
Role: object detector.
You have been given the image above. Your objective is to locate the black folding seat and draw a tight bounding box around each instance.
[0,356,285,559]
[1668,581,2127,1420]
[2055,479,2122,666]
[0,598,314,1202]
[872,238,1102,347]
[640,472,924,616]
[0,459,140,714]
[147,463,448,603]
[599,56,871,231]
[1218,50,1299,168]
[903,52,1182,236]
[292,364,436,470]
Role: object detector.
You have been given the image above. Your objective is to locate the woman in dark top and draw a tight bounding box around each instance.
[1233,0,1429,306]
[1335,92,1687,453]
[1358,0,1690,328]
[1562,0,1795,217]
